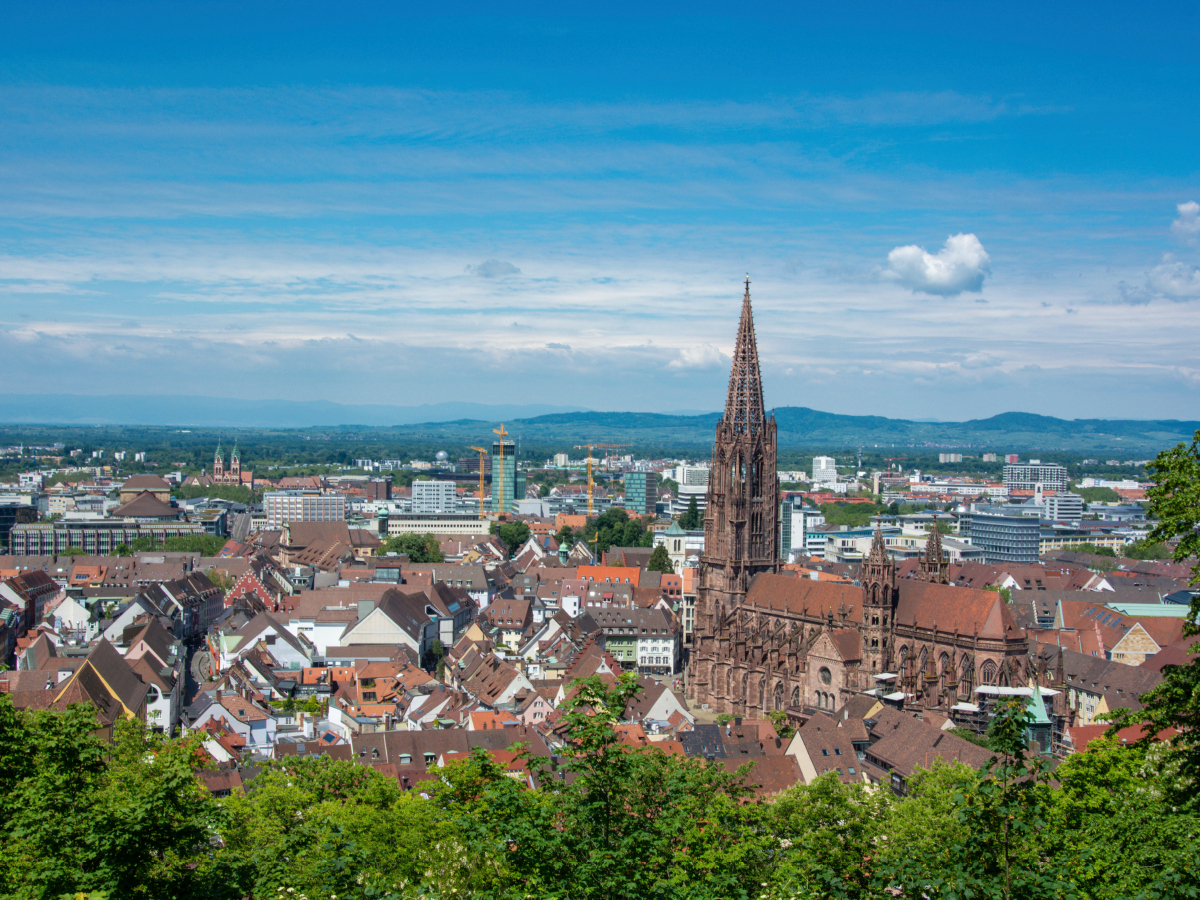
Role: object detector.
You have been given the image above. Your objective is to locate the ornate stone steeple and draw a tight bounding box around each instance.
[213,441,225,479]
[917,524,950,584]
[724,276,767,439]
[861,525,897,673]
[689,277,780,710]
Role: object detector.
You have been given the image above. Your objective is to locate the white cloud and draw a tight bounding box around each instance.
[883,233,991,296]
[467,259,521,278]
[666,343,727,370]
[1148,255,1200,299]
[1172,201,1200,244]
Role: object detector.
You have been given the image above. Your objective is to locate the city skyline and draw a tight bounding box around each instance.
[1,3,1198,419]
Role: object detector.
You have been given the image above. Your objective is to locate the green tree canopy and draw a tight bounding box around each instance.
[3,673,1200,899]
[578,508,655,556]
[1105,429,1200,803]
[646,542,674,574]
[678,495,701,529]
[493,520,531,556]
[379,531,443,562]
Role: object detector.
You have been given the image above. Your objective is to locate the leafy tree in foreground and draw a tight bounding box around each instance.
[875,700,1074,900]
[1105,429,1200,806]
[5,672,1200,899]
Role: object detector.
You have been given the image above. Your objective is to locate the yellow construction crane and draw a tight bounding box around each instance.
[493,424,509,516]
[469,446,489,512]
[572,442,629,517]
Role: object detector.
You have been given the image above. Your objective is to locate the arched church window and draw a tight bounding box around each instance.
[819,666,832,685]
[980,660,998,685]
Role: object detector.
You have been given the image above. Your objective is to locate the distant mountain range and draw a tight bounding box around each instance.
[0,394,589,428]
[386,408,1200,454]
[0,394,1195,454]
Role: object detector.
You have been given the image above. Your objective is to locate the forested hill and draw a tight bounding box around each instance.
[2,398,1197,454]
[389,407,1200,454]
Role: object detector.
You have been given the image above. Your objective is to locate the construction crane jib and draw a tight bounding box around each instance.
[572,442,629,517]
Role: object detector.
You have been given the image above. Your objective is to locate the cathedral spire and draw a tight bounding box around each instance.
[866,525,888,566]
[926,524,943,562]
[918,522,950,584]
[723,275,766,437]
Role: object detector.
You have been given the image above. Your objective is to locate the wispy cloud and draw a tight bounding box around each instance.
[0,83,1194,418]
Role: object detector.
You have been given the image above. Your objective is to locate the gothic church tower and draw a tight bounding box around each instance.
[861,527,898,674]
[690,277,780,702]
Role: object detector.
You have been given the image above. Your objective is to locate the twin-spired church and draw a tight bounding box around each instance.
[686,279,1030,715]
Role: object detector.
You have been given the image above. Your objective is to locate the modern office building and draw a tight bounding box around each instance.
[822,525,904,564]
[961,507,1041,563]
[0,502,39,552]
[382,514,490,536]
[1043,492,1085,523]
[781,501,827,562]
[10,520,205,555]
[670,482,708,518]
[491,440,518,513]
[812,456,837,485]
[674,463,710,486]
[411,479,458,515]
[623,472,658,516]
[264,490,346,529]
[1003,462,1067,493]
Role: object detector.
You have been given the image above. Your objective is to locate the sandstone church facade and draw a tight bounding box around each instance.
[185,442,254,488]
[687,280,1030,716]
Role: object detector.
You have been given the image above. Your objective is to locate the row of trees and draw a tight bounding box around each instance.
[56,534,230,558]
[2,673,1199,900]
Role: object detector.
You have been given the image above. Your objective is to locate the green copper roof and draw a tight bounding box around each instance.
[1026,683,1052,726]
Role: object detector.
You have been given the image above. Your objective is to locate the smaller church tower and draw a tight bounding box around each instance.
[861,527,898,673]
[229,442,241,481]
[916,525,951,584]
[213,442,225,480]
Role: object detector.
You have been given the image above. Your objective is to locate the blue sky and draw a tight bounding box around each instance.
[1,2,1198,420]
